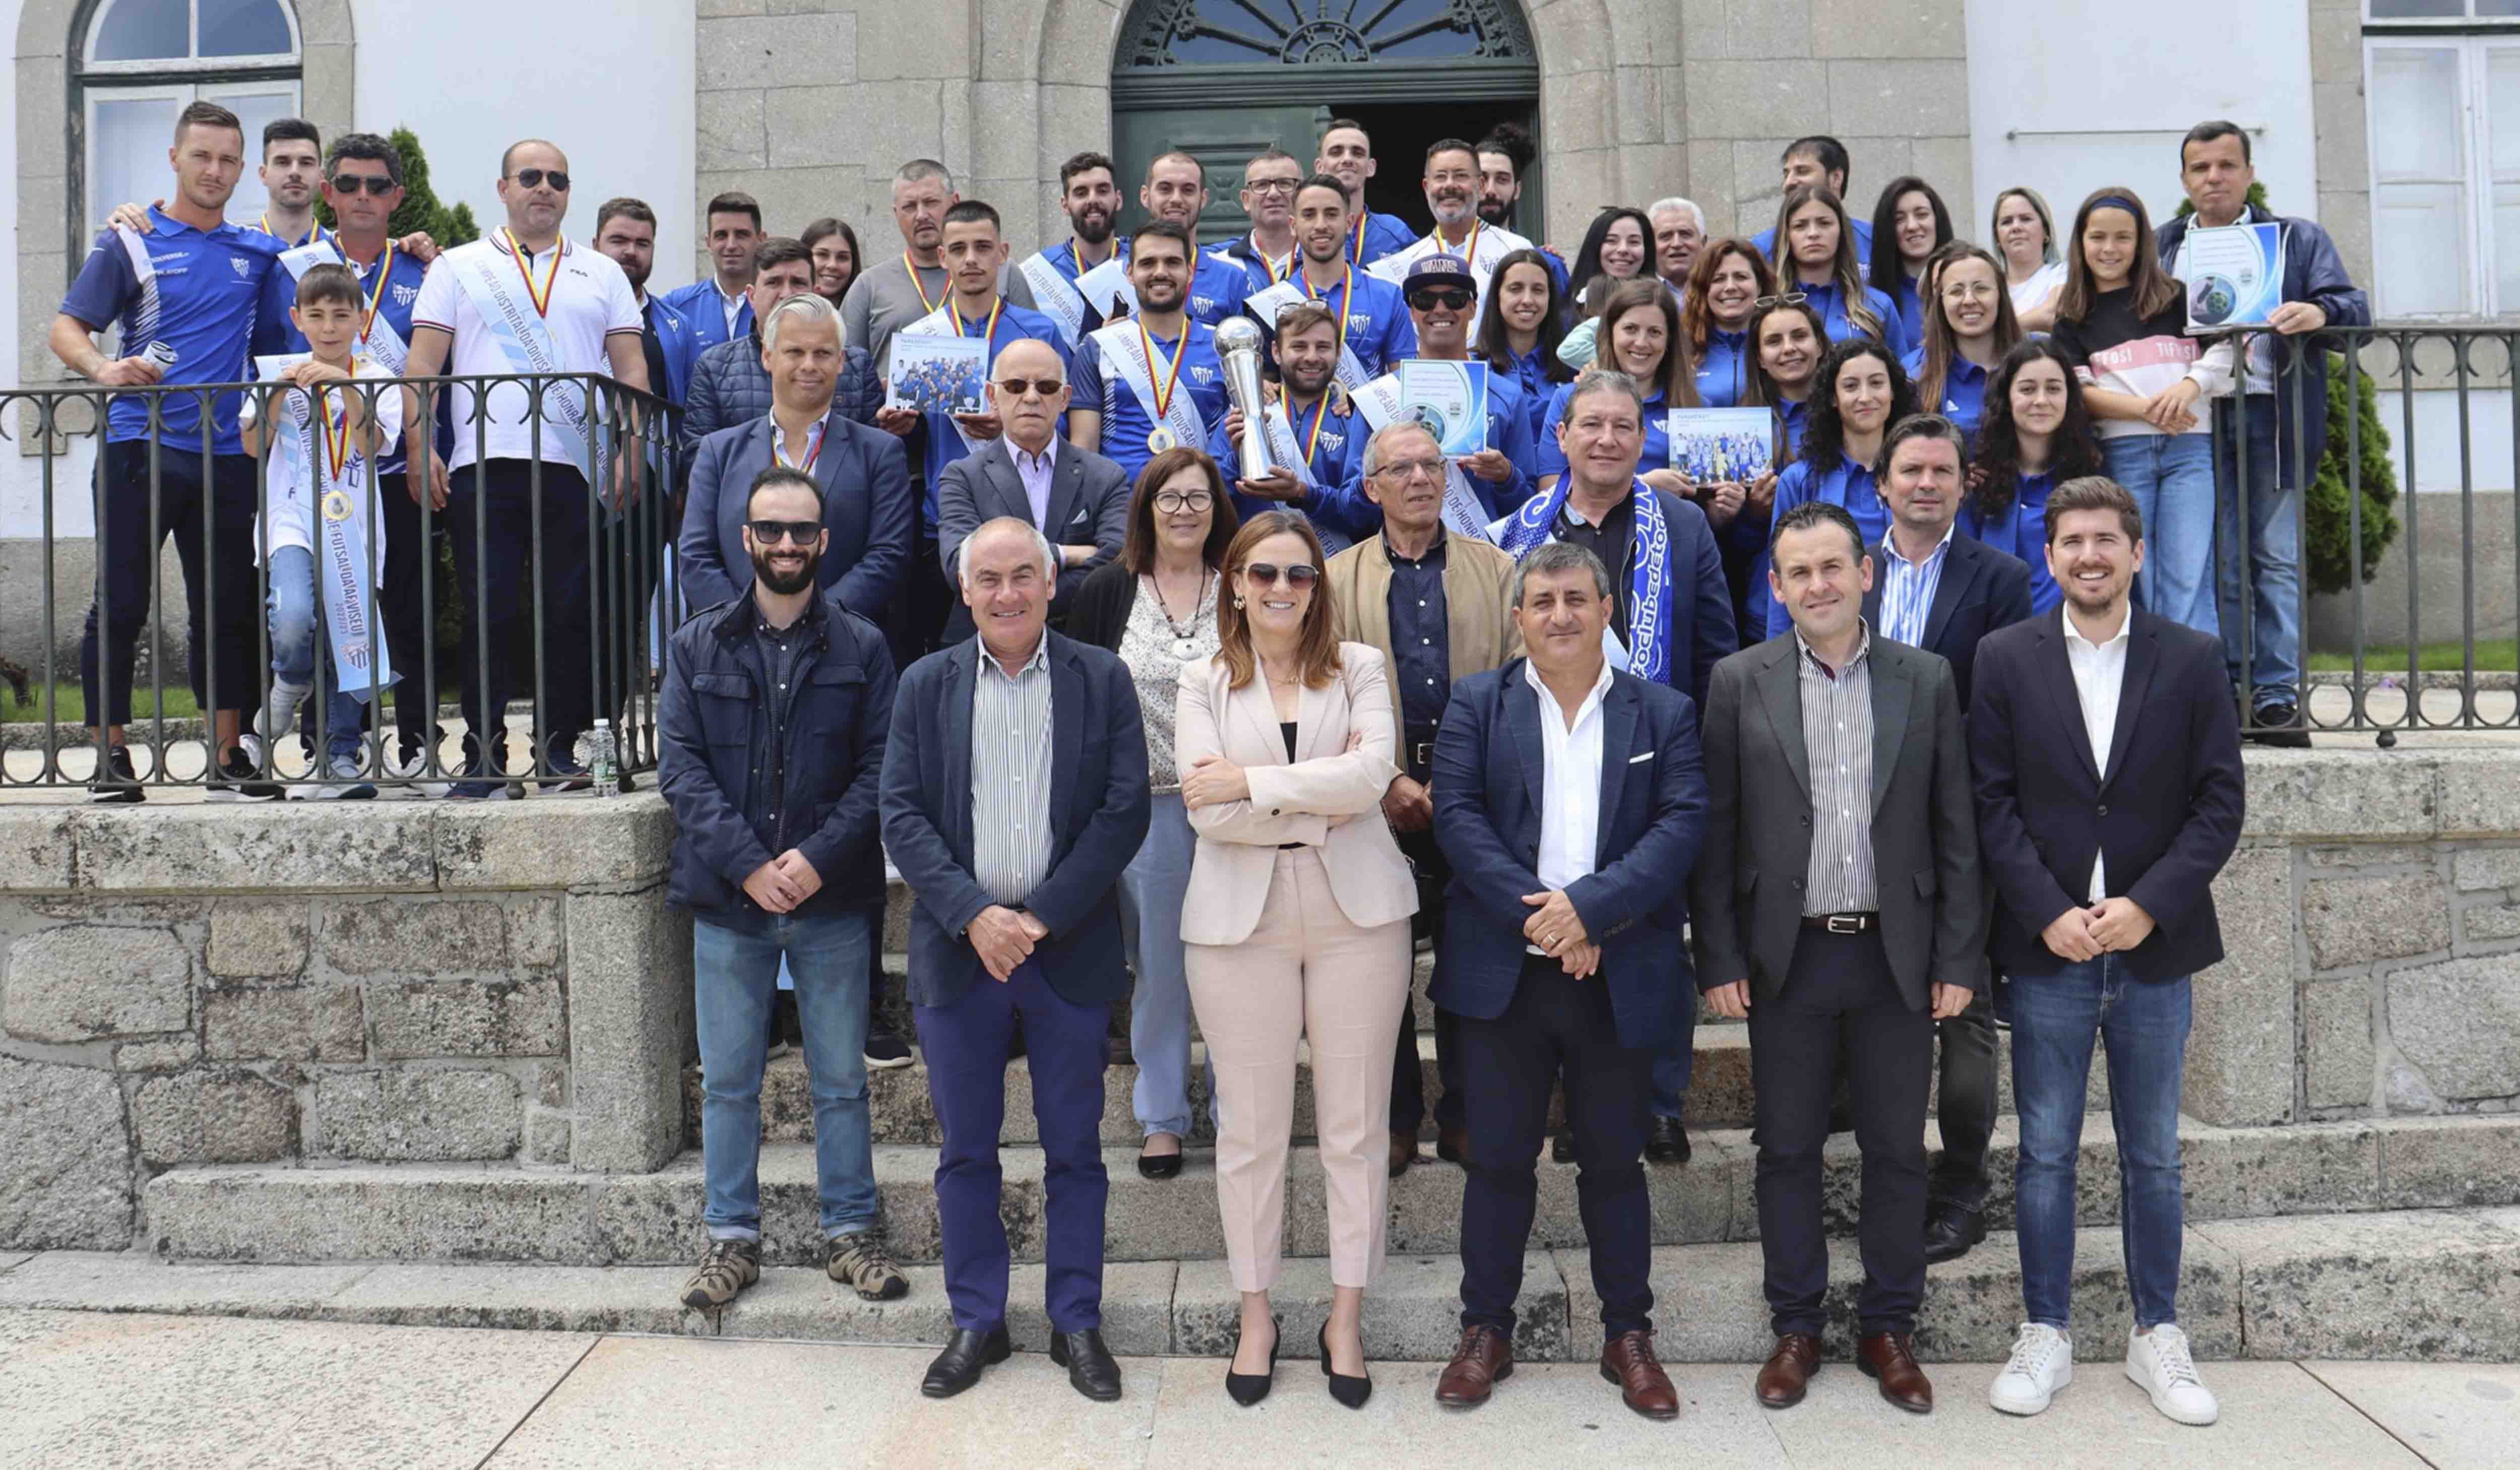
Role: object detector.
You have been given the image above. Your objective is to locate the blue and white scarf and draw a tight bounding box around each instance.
[1492,476,1675,687]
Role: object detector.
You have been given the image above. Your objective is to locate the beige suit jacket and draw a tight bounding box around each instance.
[1322,531,1523,757]
[1175,643,1419,946]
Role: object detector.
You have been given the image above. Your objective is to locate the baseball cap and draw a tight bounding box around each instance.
[1401,254,1475,296]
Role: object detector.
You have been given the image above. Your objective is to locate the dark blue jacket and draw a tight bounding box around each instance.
[659,590,897,917]
[2157,206,2370,472]
[1429,660,1710,1050]
[878,632,1151,1009]
[682,330,881,452]
[1861,533,2035,716]
[679,411,914,622]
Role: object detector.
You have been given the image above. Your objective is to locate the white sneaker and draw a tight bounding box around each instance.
[2125,1323,2218,1426]
[296,753,378,801]
[255,681,309,751]
[1989,1323,2073,1415]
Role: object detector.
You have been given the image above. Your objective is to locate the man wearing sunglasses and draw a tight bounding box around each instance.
[940,338,1130,643]
[1347,255,1537,530]
[404,138,651,798]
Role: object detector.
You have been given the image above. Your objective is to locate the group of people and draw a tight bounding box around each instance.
[52,102,2297,1428]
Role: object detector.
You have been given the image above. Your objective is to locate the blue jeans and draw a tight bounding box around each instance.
[2101,434,2219,639]
[694,908,877,1240]
[264,545,371,761]
[2215,396,2304,702]
[1116,792,1209,1138]
[2007,955,2190,1331]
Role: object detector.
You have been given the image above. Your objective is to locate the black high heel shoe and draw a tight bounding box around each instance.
[1318,1320,1373,1409]
[1225,1314,1281,1406]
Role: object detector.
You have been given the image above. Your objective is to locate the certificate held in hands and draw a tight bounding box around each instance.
[1667,407,1774,484]
[2178,221,2286,333]
[886,334,989,416]
[1400,359,1488,456]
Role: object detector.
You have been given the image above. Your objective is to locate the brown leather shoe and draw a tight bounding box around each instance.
[1388,1130,1419,1177]
[1436,1126,1469,1165]
[1755,1332,1822,1409]
[1600,1330,1680,1420]
[1434,1324,1514,1408]
[1857,1331,1934,1414]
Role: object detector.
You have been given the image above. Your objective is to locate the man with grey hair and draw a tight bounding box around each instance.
[1648,198,1707,295]
[845,160,1038,381]
[684,237,879,450]
[1326,417,1521,1177]
[881,511,1149,1403]
[1428,535,1709,1418]
[1492,367,1736,1165]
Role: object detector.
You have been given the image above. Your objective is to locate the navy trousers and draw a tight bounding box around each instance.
[916,956,1112,1334]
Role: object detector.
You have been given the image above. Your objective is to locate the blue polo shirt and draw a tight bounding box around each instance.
[915,299,1070,528]
[1960,468,2063,613]
[1755,217,1876,275]
[1883,271,1926,350]
[1261,268,1418,379]
[1346,210,1421,269]
[1694,328,1752,408]
[60,208,282,455]
[1797,278,1912,359]
[1072,319,1230,485]
[255,240,434,474]
[1761,451,1887,636]
[1535,381,1677,480]
[1902,346,1992,440]
[1494,344,1562,444]
[661,276,755,355]
[1206,392,1372,543]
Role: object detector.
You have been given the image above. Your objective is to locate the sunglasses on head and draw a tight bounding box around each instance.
[1753,291,1810,309]
[991,376,1064,397]
[747,520,821,545]
[329,174,397,196]
[1243,561,1319,588]
[508,168,570,192]
[1408,289,1475,311]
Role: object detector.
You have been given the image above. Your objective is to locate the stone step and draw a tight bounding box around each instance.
[22,1204,2520,1361]
[141,1114,2520,1271]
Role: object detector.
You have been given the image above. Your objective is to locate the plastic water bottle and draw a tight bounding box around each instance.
[590,719,619,798]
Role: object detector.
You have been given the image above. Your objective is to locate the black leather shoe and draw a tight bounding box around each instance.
[1318,1320,1373,1409]
[1551,1130,1576,1164]
[1921,1201,1988,1264]
[1049,1327,1123,1401]
[1225,1314,1281,1406]
[2248,699,2312,748]
[1645,1116,1692,1164]
[1138,1135,1184,1180]
[921,1325,1011,1398]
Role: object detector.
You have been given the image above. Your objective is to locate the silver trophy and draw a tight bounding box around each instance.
[1214,315,1273,480]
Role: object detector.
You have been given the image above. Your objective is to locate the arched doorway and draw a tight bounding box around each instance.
[1109,0,1543,243]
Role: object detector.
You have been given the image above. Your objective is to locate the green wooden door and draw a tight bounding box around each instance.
[1114,104,1327,246]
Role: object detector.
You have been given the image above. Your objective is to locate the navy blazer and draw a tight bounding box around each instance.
[2157,206,2370,472]
[679,411,914,623]
[878,631,1151,1009]
[1429,660,1710,1050]
[933,437,1132,640]
[1861,533,2034,715]
[1969,602,2246,984]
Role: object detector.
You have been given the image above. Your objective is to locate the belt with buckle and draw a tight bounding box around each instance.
[1800,912,1876,933]
[1408,740,1437,770]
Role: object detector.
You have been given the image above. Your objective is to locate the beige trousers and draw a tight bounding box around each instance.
[1185,848,1413,1292]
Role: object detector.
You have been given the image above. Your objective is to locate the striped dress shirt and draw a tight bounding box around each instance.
[970,637,1056,907]
[1797,625,1878,915]
[1876,524,1954,648]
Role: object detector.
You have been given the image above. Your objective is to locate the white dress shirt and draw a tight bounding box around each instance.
[1527,659,1613,917]
[2061,601,2133,902]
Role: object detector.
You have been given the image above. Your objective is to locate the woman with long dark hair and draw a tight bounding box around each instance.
[1473,247,1576,444]
[2049,185,2233,635]
[801,216,862,304]
[1681,237,1779,408]
[1767,184,1908,358]
[1965,338,2102,614]
[1754,336,1918,635]
[1567,206,1657,315]
[1906,243,2022,438]
[1868,176,1954,349]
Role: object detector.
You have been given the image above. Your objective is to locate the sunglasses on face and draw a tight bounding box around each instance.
[991,377,1064,397]
[1753,291,1810,309]
[329,174,397,196]
[747,520,821,545]
[1408,290,1475,311]
[508,168,570,192]
[1243,562,1319,588]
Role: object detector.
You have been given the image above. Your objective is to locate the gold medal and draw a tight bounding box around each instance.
[1147,426,1178,453]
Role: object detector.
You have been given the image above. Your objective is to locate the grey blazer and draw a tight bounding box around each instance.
[1687,632,1985,1010]
[933,437,1132,637]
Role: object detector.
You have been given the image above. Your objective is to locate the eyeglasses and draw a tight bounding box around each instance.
[747,520,822,545]
[1753,292,1809,309]
[1243,561,1320,588]
[329,174,397,196]
[991,377,1064,397]
[1243,179,1299,197]
[1408,290,1475,311]
[1373,456,1447,481]
[508,168,571,192]
[1940,281,1998,302]
[1154,490,1214,513]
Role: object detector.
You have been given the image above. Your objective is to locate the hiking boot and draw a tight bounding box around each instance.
[679,1237,762,1310]
[827,1230,910,1301]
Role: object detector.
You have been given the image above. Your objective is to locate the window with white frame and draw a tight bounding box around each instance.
[2367,5,2520,316]
[75,0,302,248]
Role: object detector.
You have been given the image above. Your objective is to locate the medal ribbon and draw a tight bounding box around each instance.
[1443,220,1482,264]
[344,239,396,344]
[1304,265,1354,341]
[314,386,356,486]
[772,416,823,474]
[1350,211,1369,261]
[1279,385,1327,466]
[501,229,561,317]
[949,294,1004,348]
[906,252,941,314]
[1138,319,1188,423]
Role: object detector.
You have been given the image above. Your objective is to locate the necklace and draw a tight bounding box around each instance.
[1148,567,1210,660]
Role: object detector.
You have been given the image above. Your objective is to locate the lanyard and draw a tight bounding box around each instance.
[501,229,561,316]
[906,252,941,314]
[1138,319,1188,421]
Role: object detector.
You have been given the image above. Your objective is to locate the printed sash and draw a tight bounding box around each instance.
[1259,399,1320,489]
[1491,476,1675,685]
[1353,370,1487,538]
[1088,319,1207,449]
[449,239,595,477]
[280,240,410,372]
[254,354,395,699]
[1018,250,1091,349]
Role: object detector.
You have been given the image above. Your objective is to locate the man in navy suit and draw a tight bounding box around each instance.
[1427,540,1708,1421]
[680,293,913,622]
[1970,476,2243,1427]
[878,516,1151,1404]
[1860,413,2033,1264]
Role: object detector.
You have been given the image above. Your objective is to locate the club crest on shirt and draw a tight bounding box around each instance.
[1318,429,1346,452]
[1191,295,1216,314]
[1187,364,1216,386]
[394,284,420,306]
[1347,314,1370,333]
[232,257,252,278]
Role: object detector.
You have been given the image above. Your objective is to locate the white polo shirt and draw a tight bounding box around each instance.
[410,233,642,471]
